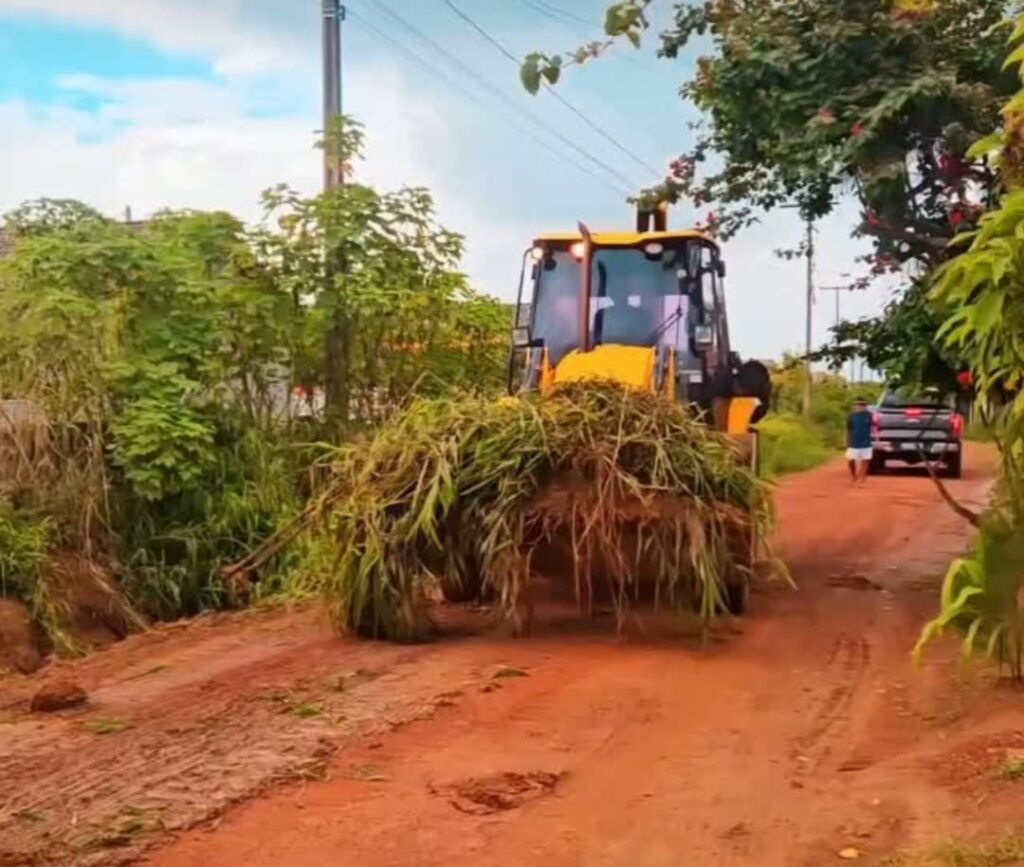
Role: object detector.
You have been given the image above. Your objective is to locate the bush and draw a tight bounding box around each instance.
[915,515,1024,680]
[765,356,883,465]
[0,500,75,651]
[0,500,50,601]
[757,414,834,477]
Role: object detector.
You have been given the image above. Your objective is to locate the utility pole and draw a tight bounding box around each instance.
[321,0,347,423]
[803,216,814,419]
[781,204,815,418]
[818,284,855,383]
[322,0,345,191]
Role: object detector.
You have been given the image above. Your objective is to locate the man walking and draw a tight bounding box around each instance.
[847,398,874,484]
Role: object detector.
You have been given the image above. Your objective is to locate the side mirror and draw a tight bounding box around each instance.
[694,324,714,352]
[715,259,726,279]
[512,326,532,348]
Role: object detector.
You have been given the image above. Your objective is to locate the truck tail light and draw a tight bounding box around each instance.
[871,410,881,436]
[950,412,964,438]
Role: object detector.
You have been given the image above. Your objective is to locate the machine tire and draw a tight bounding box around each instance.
[723,580,749,616]
[440,575,489,604]
[733,360,772,424]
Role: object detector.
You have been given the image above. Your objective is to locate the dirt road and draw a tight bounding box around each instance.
[3,445,1022,867]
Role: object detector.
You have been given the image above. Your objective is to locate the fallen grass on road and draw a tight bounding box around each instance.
[882,830,1024,866]
[298,383,772,640]
[999,756,1024,781]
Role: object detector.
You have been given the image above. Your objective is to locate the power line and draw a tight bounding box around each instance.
[346,7,630,197]
[441,0,662,181]
[514,0,598,37]
[512,0,643,68]
[532,0,603,30]
[362,0,639,191]
[347,9,483,107]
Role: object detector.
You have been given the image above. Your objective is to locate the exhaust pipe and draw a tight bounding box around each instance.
[636,202,668,233]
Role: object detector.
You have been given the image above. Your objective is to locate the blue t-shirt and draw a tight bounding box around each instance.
[848,410,872,449]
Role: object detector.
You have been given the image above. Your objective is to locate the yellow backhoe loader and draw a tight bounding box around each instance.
[507,205,772,612]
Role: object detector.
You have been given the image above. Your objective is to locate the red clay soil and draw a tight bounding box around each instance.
[0,598,42,674]
[2,445,1022,867]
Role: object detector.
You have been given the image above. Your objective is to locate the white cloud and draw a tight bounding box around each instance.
[2,67,428,207]
[213,46,291,78]
[0,63,529,299]
[0,0,309,74]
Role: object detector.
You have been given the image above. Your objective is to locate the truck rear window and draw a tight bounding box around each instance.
[879,387,953,409]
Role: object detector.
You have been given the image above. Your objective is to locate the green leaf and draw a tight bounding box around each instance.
[967,132,1005,159]
[985,623,1007,659]
[1003,43,1024,72]
[520,56,543,95]
[973,289,1004,336]
[961,617,985,658]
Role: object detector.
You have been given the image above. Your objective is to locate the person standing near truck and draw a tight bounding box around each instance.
[847,398,874,484]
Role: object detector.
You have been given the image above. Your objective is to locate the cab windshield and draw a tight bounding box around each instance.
[528,240,712,366]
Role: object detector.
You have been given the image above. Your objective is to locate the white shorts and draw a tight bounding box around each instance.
[846,447,873,461]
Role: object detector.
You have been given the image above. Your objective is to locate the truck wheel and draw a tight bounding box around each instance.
[944,452,962,479]
[868,454,886,475]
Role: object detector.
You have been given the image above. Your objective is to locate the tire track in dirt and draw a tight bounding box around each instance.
[791,635,872,776]
[0,613,539,866]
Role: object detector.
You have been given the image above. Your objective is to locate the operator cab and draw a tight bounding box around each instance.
[510,229,734,409]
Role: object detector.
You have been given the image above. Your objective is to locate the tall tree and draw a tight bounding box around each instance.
[524,0,1022,384]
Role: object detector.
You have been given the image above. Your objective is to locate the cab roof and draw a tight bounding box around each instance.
[533,229,717,246]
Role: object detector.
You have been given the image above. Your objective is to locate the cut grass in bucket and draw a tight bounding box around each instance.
[243,383,775,640]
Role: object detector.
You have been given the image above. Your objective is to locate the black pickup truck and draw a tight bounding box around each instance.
[870,386,964,478]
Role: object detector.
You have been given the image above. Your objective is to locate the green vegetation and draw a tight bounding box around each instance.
[757,357,882,477]
[914,19,1024,680]
[301,384,770,640]
[1000,756,1024,780]
[289,702,325,719]
[0,120,508,644]
[757,415,834,477]
[83,719,130,735]
[883,830,1024,866]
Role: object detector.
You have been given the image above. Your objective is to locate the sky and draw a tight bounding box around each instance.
[0,0,897,364]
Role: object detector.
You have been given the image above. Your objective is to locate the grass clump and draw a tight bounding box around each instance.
[1000,756,1024,781]
[299,383,772,641]
[0,499,79,654]
[936,832,1024,867]
[882,830,1024,866]
[83,718,130,735]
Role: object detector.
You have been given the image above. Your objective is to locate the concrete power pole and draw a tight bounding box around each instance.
[819,284,859,384]
[803,217,814,419]
[322,0,345,191]
[321,0,347,421]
